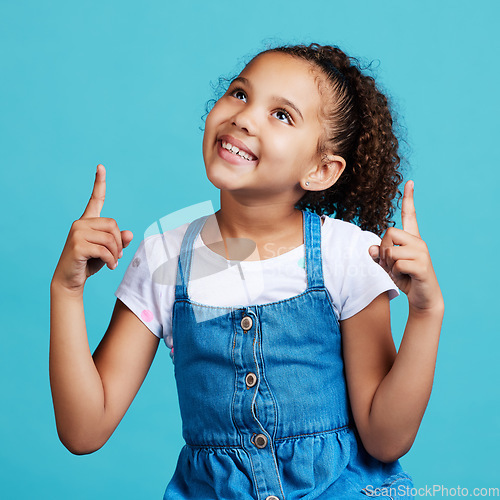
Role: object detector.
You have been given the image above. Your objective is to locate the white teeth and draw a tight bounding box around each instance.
[221,140,255,161]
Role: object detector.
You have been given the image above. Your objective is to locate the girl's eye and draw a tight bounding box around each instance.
[272,109,292,125]
[231,89,247,102]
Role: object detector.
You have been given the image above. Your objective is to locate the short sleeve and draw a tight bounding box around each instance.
[115,238,164,340]
[338,228,399,321]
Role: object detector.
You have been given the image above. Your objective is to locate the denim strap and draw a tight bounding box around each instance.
[175,215,210,300]
[303,210,324,290]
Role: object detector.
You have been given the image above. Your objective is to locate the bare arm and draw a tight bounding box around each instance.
[49,164,159,454]
[342,293,443,463]
[342,181,444,463]
[50,290,159,454]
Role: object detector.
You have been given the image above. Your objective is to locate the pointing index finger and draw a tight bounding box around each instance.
[401,180,420,238]
[82,164,106,219]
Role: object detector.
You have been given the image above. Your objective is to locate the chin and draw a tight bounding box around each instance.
[205,169,238,191]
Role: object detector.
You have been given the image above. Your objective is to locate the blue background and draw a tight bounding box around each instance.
[1,0,499,498]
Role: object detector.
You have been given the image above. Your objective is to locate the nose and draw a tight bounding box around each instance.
[232,105,257,135]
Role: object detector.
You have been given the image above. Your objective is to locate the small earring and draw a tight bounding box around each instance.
[305,182,310,187]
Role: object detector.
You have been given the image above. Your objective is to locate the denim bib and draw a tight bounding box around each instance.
[164,210,413,500]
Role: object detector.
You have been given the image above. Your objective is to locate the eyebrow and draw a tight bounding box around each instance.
[230,76,304,121]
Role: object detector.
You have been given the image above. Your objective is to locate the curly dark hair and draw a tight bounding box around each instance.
[245,43,405,236]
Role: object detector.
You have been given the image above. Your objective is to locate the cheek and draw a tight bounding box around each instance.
[264,132,312,164]
[204,107,217,136]
[203,100,229,140]
[261,125,293,154]
[202,108,219,154]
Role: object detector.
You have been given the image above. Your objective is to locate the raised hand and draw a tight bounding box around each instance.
[51,165,134,295]
[369,181,443,313]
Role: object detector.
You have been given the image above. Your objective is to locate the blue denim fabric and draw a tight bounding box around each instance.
[164,210,414,499]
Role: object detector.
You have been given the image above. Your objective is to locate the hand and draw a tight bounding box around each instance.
[369,181,443,313]
[51,165,134,295]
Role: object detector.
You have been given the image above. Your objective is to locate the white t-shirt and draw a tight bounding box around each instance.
[115,215,399,349]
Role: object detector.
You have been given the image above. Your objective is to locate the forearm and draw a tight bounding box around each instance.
[366,302,444,461]
[49,281,107,454]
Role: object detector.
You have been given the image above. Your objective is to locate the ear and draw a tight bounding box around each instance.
[301,154,346,191]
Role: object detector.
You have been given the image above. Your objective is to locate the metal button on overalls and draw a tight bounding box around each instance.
[252,433,268,449]
[245,372,257,388]
[266,496,280,500]
[240,315,253,331]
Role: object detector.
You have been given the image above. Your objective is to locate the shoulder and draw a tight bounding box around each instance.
[321,216,381,255]
[144,220,190,246]
[133,220,192,285]
[141,221,190,260]
[320,216,398,321]
[320,216,380,277]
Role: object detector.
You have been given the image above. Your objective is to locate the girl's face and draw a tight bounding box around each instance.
[202,52,326,204]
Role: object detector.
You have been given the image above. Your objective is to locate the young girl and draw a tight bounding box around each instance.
[50,44,444,499]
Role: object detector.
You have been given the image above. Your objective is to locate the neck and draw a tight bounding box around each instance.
[218,190,302,237]
[201,190,305,261]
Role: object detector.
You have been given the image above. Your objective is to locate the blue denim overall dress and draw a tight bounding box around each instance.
[164,210,413,499]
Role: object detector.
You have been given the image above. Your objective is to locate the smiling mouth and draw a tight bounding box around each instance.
[220,140,258,161]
